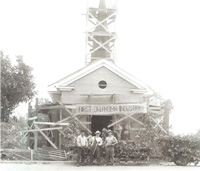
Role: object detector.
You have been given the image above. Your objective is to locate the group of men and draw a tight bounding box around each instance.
[76,129,118,166]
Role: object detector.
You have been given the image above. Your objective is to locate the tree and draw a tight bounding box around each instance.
[1,51,36,122]
[0,116,28,149]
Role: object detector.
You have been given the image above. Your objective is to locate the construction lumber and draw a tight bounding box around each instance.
[59,108,62,149]
[34,132,38,150]
[12,152,30,160]
[51,116,71,126]
[75,117,92,134]
[37,105,62,110]
[63,126,73,133]
[21,127,63,133]
[35,147,68,161]
[33,121,69,126]
[130,128,146,131]
[58,130,68,138]
[122,113,144,126]
[88,11,116,34]
[28,116,37,121]
[34,124,58,149]
[149,116,167,134]
[58,101,73,115]
[0,149,31,152]
[108,113,138,128]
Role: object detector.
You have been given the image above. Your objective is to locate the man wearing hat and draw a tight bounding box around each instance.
[89,130,103,165]
[76,130,88,166]
[104,129,118,166]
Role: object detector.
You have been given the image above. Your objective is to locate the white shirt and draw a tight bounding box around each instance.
[105,135,117,146]
[91,136,103,146]
[77,135,88,147]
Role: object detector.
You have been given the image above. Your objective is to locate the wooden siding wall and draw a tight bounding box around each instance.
[59,67,145,104]
[51,94,61,103]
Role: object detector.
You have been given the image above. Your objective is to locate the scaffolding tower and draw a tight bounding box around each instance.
[85,0,118,64]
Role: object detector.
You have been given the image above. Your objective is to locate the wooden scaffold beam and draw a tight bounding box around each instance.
[148,115,167,134]
[34,124,58,149]
[53,102,92,134]
[108,113,141,128]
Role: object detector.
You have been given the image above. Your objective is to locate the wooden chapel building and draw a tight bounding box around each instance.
[27,0,169,151]
[47,0,162,140]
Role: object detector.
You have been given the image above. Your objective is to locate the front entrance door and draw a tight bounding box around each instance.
[91,115,112,135]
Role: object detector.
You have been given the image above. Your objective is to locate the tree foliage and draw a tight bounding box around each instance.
[158,134,200,165]
[0,116,28,149]
[1,51,36,122]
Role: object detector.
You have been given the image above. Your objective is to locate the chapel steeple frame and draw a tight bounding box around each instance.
[85,0,117,64]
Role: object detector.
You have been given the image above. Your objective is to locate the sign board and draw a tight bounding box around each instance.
[76,103,147,115]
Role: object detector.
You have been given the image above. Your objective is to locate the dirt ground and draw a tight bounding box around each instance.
[0,162,200,171]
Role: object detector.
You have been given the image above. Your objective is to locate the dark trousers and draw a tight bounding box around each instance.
[90,146,101,164]
[105,146,114,164]
[77,147,85,164]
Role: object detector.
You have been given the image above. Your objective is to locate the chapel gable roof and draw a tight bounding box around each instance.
[48,59,152,94]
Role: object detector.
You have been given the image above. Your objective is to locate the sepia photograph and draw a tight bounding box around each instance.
[0,0,200,170]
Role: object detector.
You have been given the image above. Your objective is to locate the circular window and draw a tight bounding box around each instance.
[98,80,107,89]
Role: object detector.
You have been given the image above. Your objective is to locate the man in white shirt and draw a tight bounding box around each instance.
[104,129,118,166]
[76,130,88,166]
[89,130,103,165]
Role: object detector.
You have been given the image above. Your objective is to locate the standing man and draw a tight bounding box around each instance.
[76,130,88,166]
[101,128,108,142]
[104,129,118,166]
[89,130,103,165]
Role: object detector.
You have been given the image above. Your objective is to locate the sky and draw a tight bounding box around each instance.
[0,0,200,135]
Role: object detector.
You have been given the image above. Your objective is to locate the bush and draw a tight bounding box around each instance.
[0,117,28,149]
[158,135,200,165]
[114,141,150,162]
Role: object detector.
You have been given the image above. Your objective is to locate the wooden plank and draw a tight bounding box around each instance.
[59,108,62,149]
[64,105,76,109]
[112,94,115,103]
[130,128,146,131]
[148,109,164,115]
[75,117,92,134]
[51,116,71,126]
[34,124,58,149]
[88,35,114,55]
[50,102,75,127]
[81,122,91,125]
[33,121,69,126]
[21,127,62,133]
[89,19,96,25]
[0,149,31,153]
[62,94,142,104]
[58,129,67,138]
[58,101,73,115]
[149,116,167,134]
[122,113,144,126]
[12,153,30,160]
[149,106,161,111]
[49,155,66,159]
[108,113,138,128]
[37,148,62,152]
[29,136,53,141]
[28,116,38,121]
[63,126,73,133]
[88,11,116,34]
[33,132,38,150]
[37,105,62,110]
[31,150,33,161]
[35,98,38,112]
[20,132,28,143]
[28,102,31,118]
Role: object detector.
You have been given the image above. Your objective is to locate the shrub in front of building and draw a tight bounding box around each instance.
[158,134,200,166]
